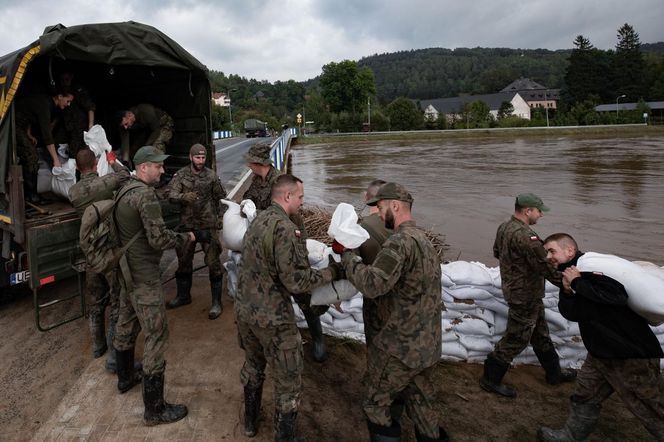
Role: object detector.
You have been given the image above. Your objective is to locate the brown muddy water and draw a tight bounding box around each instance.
[291,135,664,265]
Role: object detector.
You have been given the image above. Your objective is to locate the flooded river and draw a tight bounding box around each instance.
[291,135,664,265]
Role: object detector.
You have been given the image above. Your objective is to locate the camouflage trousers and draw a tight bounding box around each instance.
[572,354,664,438]
[236,319,303,414]
[365,348,440,439]
[86,268,119,323]
[113,278,169,376]
[492,298,554,364]
[176,231,223,279]
[363,299,382,350]
[16,126,39,174]
[152,114,174,153]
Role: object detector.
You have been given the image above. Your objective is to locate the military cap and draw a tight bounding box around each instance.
[516,192,550,212]
[189,143,206,156]
[133,145,169,165]
[367,182,414,206]
[244,142,273,166]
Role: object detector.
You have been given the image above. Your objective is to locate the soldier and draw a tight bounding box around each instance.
[119,103,174,161]
[480,193,575,398]
[242,142,330,362]
[336,182,447,442]
[113,146,196,426]
[15,88,74,202]
[58,70,96,158]
[539,233,664,441]
[235,174,343,440]
[166,143,227,319]
[69,148,129,372]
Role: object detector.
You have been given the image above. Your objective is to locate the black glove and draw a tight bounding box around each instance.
[327,255,345,280]
[193,229,211,244]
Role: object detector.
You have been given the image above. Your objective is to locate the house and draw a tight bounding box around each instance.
[212,92,230,107]
[501,78,559,111]
[420,92,531,121]
[595,101,664,124]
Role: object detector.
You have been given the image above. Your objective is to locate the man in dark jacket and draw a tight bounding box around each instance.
[538,233,664,441]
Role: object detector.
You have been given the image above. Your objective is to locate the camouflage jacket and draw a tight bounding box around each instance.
[168,165,226,230]
[69,162,130,216]
[120,103,170,152]
[242,167,281,210]
[235,203,336,327]
[343,220,442,369]
[115,177,189,284]
[493,216,561,304]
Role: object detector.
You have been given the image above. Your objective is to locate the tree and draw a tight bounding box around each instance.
[467,101,492,128]
[319,60,376,114]
[561,35,610,107]
[497,101,514,120]
[386,97,423,131]
[612,23,647,101]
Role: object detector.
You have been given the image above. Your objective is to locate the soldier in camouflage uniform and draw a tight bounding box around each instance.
[539,233,664,441]
[69,148,129,372]
[338,182,447,442]
[119,103,174,161]
[58,70,96,158]
[242,142,330,362]
[480,193,574,398]
[167,143,227,319]
[235,174,343,440]
[114,146,195,426]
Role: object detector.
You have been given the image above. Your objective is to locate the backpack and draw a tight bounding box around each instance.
[79,182,143,274]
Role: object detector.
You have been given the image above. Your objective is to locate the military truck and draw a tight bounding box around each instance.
[244,118,268,138]
[0,22,214,330]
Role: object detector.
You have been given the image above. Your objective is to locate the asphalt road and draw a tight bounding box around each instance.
[214,136,273,188]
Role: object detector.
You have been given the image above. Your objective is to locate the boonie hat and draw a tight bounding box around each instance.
[189,143,206,156]
[367,182,414,206]
[244,143,273,166]
[516,193,550,212]
[133,145,170,165]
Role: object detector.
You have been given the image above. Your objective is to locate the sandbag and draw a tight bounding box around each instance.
[310,249,360,305]
[37,167,52,194]
[84,125,112,176]
[327,203,369,248]
[306,239,328,266]
[51,158,77,200]
[577,252,664,325]
[220,200,250,251]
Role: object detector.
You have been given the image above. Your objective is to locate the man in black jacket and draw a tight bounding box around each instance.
[538,233,664,441]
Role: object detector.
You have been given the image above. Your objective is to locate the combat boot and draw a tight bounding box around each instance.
[537,402,599,442]
[415,427,449,442]
[143,373,188,426]
[116,348,143,393]
[89,309,107,358]
[479,353,517,397]
[208,276,223,320]
[275,410,305,442]
[535,348,577,385]
[23,171,42,205]
[243,381,263,437]
[303,310,327,362]
[105,318,117,373]
[367,419,401,442]
[166,272,192,309]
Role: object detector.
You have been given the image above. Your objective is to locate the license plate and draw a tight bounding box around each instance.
[10,270,30,285]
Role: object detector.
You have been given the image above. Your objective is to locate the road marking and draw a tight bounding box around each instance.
[216,140,248,154]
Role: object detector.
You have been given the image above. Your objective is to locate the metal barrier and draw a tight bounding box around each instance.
[212,130,234,139]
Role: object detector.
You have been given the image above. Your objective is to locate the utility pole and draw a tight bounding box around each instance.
[367,97,371,129]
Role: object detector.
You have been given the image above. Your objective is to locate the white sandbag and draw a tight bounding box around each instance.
[446,286,494,300]
[327,203,369,248]
[334,316,362,331]
[320,312,334,326]
[544,309,569,331]
[459,335,494,353]
[37,167,52,193]
[442,261,493,286]
[351,312,364,323]
[442,309,463,320]
[493,314,508,335]
[327,307,351,320]
[442,341,468,360]
[84,125,113,176]
[220,200,250,251]
[441,270,454,288]
[453,317,493,336]
[306,239,328,266]
[223,257,239,298]
[441,290,455,303]
[475,298,510,317]
[51,158,77,200]
[556,322,581,338]
[445,300,477,311]
[441,331,459,342]
[311,279,358,305]
[577,252,664,325]
[467,307,495,326]
[239,199,257,222]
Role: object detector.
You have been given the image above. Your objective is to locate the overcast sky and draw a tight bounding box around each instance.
[1,0,662,82]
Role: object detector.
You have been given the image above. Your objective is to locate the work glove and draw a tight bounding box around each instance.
[181,192,198,204]
[106,151,117,163]
[331,240,346,255]
[327,255,345,280]
[193,229,211,244]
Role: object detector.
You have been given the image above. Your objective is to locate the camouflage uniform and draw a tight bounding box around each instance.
[343,220,442,438]
[113,176,190,375]
[121,104,174,159]
[62,83,95,158]
[242,166,280,211]
[235,203,337,413]
[491,216,561,364]
[15,94,58,173]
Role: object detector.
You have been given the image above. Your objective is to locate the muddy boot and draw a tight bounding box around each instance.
[367,419,401,442]
[243,381,263,437]
[275,410,303,442]
[105,319,117,373]
[304,310,327,362]
[208,276,223,320]
[535,348,577,385]
[389,397,405,423]
[480,353,516,398]
[89,310,107,358]
[143,373,188,426]
[166,272,192,309]
[116,348,143,394]
[537,402,600,442]
[415,427,449,442]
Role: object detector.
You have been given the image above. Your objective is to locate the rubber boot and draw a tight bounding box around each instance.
[166,272,192,309]
[389,397,405,423]
[537,402,600,441]
[275,410,302,442]
[208,276,223,320]
[142,372,188,426]
[116,348,143,394]
[535,347,577,385]
[479,353,517,398]
[243,381,263,437]
[303,310,327,362]
[415,427,449,442]
[23,171,42,205]
[89,310,107,358]
[105,318,117,373]
[367,419,401,442]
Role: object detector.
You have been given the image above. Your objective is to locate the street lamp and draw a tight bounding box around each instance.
[616,94,626,118]
[228,88,237,131]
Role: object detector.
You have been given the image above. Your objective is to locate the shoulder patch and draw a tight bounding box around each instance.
[530,235,539,241]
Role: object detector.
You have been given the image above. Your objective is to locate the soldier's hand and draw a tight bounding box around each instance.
[331,240,346,255]
[181,192,198,204]
[327,255,345,280]
[187,232,196,242]
[193,229,211,244]
[106,151,117,164]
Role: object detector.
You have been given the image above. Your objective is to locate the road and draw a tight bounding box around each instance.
[214,136,273,189]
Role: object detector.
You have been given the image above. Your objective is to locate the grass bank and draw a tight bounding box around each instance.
[298,124,664,145]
